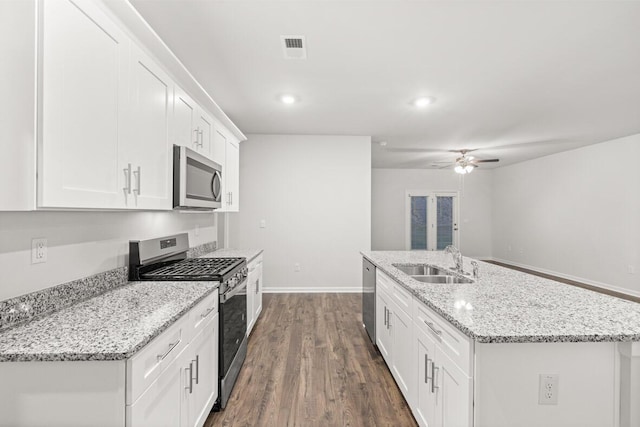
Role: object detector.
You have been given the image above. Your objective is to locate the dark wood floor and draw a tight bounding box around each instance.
[205,293,417,427]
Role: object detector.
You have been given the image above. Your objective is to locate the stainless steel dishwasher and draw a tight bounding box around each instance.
[362,258,376,344]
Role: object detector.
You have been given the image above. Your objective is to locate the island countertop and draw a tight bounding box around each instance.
[362,251,640,344]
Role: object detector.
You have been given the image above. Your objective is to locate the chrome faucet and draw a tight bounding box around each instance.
[471,260,479,279]
[444,245,463,273]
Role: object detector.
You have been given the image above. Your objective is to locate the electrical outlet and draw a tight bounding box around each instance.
[538,374,559,405]
[259,220,266,228]
[31,238,48,264]
[628,265,636,275]
[294,263,301,272]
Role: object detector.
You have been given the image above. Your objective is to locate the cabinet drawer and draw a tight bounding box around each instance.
[126,314,188,405]
[247,254,263,283]
[413,300,472,375]
[377,269,412,316]
[376,269,393,296]
[189,292,218,340]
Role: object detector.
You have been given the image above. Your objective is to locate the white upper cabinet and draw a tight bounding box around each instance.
[6,0,245,211]
[39,0,130,209]
[0,0,36,211]
[196,110,213,158]
[211,127,226,167]
[224,138,240,212]
[126,45,173,209]
[173,87,199,152]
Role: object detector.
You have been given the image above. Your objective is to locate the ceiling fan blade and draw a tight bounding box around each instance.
[431,164,453,169]
[474,158,500,163]
[448,148,477,154]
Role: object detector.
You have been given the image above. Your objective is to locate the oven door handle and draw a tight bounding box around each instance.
[221,279,247,303]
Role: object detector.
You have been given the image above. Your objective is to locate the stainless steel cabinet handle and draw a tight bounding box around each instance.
[198,130,204,147]
[156,339,180,362]
[123,163,132,194]
[387,310,392,328]
[383,306,388,326]
[432,364,440,394]
[192,355,199,385]
[256,279,259,294]
[200,307,215,319]
[185,362,193,394]
[194,128,200,147]
[424,319,443,336]
[133,166,141,195]
[425,353,432,384]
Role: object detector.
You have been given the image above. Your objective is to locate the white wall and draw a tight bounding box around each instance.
[372,169,493,257]
[227,134,371,292]
[0,211,217,300]
[492,133,640,297]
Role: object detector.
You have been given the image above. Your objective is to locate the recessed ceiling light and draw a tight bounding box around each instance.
[281,95,297,104]
[413,96,436,108]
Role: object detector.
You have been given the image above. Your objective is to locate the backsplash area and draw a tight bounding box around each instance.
[0,210,218,301]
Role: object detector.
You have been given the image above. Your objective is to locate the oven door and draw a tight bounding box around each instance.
[219,279,247,377]
[173,145,222,210]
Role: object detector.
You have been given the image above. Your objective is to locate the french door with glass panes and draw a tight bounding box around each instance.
[406,191,459,250]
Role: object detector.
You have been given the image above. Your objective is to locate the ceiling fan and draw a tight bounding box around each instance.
[433,149,500,174]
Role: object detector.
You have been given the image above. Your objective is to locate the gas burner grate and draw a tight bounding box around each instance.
[142,258,243,279]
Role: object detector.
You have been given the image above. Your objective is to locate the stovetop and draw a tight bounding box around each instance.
[139,258,243,281]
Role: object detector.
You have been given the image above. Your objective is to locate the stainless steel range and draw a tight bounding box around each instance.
[129,233,248,410]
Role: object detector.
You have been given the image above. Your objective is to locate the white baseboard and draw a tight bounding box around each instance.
[264,286,361,294]
[489,257,640,299]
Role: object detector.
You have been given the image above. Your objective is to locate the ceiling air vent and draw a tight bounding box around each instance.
[281,35,307,59]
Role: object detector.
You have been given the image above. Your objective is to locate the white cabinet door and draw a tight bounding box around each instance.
[40,0,129,208]
[127,345,188,427]
[196,110,213,158]
[253,262,263,324]
[127,45,172,210]
[173,87,199,151]
[187,315,218,427]
[414,324,438,427]
[376,290,393,364]
[211,128,226,167]
[435,349,472,427]
[390,301,415,407]
[224,139,240,212]
[246,277,255,335]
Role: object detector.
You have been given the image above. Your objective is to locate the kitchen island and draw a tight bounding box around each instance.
[362,250,640,427]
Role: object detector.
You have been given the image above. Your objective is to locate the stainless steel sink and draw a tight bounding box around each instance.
[412,275,474,284]
[393,264,449,276]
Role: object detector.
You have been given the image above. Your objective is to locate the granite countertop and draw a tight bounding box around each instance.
[199,248,263,263]
[0,281,218,362]
[362,251,640,344]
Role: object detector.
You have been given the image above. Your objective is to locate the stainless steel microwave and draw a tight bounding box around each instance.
[173,145,222,210]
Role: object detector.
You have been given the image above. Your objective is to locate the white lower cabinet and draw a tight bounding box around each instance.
[376,270,415,406]
[0,292,218,427]
[247,255,263,336]
[375,267,471,427]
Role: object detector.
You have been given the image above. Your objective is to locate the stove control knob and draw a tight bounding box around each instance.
[228,277,237,288]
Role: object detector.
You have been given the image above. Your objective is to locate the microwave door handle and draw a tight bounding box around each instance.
[211,171,222,201]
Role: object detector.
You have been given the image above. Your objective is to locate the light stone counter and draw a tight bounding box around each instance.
[362,251,640,343]
[0,281,218,362]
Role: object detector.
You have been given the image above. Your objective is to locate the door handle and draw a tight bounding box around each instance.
[133,166,141,195]
[191,355,199,385]
[123,163,132,194]
[425,353,432,384]
[432,363,439,394]
[185,362,193,394]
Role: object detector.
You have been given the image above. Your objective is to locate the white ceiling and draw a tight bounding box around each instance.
[131,0,640,169]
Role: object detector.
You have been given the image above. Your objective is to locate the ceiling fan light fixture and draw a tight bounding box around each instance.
[454,164,474,174]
